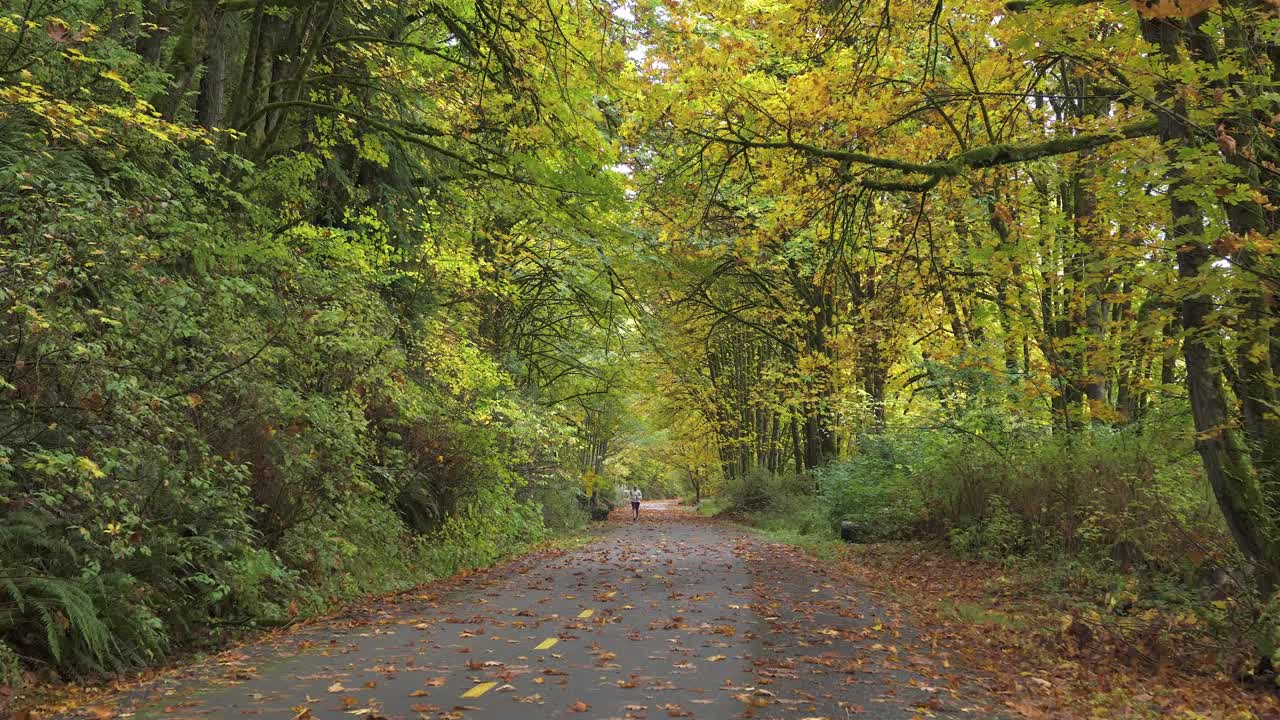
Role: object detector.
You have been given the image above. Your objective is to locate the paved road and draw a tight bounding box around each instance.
[67,502,998,719]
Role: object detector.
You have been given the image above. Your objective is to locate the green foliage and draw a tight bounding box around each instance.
[420,485,549,578]
[528,478,590,532]
[0,640,19,689]
[719,470,828,536]
[1260,596,1280,687]
[0,0,627,681]
[798,413,1223,571]
[0,509,165,675]
[814,434,932,542]
[721,469,798,515]
[920,418,1218,569]
[946,496,1034,561]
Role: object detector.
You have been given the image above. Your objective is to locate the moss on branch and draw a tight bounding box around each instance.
[705,118,1159,193]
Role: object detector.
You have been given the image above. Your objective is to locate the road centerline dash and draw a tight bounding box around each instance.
[460,681,498,699]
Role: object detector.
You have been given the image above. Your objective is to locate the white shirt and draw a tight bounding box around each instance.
[630,489,642,502]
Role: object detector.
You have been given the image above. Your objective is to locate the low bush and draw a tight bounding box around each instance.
[717,470,833,549]
[528,480,590,532]
[814,432,934,541]
[721,468,813,516]
[801,410,1224,574]
[919,417,1220,571]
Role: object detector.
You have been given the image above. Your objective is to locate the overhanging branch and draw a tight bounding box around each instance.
[695,118,1159,192]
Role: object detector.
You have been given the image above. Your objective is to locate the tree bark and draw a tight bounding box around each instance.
[196,13,233,129]
[1142,14,1279,597]
[158,0,219,120]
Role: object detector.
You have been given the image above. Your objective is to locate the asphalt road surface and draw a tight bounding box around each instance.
[64,501,1001,719]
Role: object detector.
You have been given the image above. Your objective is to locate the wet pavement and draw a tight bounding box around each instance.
[59,501,999,719]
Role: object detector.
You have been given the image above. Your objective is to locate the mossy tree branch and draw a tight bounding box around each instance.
[694,118,1159,192]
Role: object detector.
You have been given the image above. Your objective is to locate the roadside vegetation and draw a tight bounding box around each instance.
[0,0,653,703]
[712,406,1266,670]
[701,407,1279,714]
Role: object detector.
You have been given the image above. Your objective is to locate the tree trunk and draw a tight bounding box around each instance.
[1143,13,1280,597]
[196,13,233,129]
[1214,6,1280,507]
[135,0,170,64]
[158,0,219,120]
[789,417,803,475]
[864,364,886,428]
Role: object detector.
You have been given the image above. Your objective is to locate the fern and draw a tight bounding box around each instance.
[23,577,109,666]
[0,509,163,674]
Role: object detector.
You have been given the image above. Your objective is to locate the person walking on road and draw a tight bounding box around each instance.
[629,486,642,521]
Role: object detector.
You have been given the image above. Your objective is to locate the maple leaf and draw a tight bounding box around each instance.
[44,20,71,43]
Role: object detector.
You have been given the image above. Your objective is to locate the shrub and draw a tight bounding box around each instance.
[946,496,1038,560]
[0,508,165,675]
[816,433,933,541]
[420,484,548,577]
[530,483,590,532]
[0,640,20,688]
[912,419,1221,569]
[722,468,813,515]
[765,409,1229,574]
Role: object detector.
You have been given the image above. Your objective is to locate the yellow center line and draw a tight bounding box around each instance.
[534,638,558,650]
[577,608,594,619]
[461,681,498,699]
